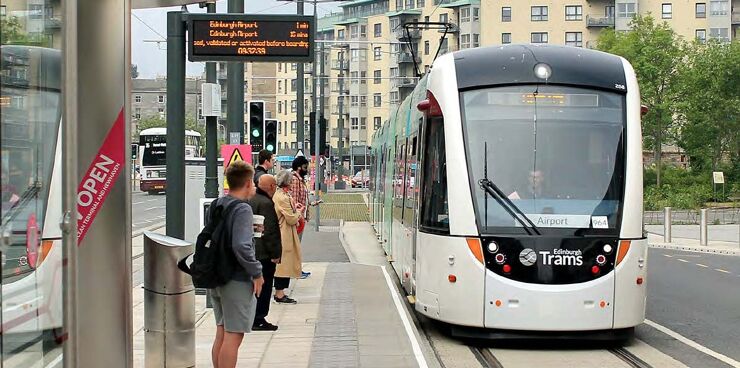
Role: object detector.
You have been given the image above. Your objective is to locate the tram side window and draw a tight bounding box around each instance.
[393,141,407,222]
[403,135,417,225]
[420,118,449,232]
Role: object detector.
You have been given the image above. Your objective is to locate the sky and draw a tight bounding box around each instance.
[132,0,341,78]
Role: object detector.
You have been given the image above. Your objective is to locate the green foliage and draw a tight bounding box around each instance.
[643,166,735,210]
[0,16,51,46]
[675,40,740,174]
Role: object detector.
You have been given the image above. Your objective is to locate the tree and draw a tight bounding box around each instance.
[597,15,686,187]
[136,116,166,135]
[675,40,740,176]
[0,16,50,46]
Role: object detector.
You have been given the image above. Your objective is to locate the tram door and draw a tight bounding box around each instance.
[404,133,419,294]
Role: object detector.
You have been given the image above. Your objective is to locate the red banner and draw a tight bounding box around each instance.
[76,108,126,243]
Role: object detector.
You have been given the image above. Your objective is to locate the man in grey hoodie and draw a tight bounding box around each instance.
[210,160,264,368]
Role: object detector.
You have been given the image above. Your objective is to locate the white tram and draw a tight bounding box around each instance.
[370,44,646,338]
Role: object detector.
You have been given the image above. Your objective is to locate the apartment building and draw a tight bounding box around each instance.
[131,78,204,134]
[267,0,738,157]
[481,0,739,48]
[1,0,62,48]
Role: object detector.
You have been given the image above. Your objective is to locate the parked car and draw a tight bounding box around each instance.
[351,170,370,188]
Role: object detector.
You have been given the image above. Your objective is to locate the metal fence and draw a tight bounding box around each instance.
[644,207,740,225]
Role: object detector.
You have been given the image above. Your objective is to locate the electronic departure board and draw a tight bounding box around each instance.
[188,14,314,62]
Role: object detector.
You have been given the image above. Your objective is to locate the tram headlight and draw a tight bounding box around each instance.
[534,63,552,80]
[150,171,159,178]
[487,241,499,253]
[603,244,613,254]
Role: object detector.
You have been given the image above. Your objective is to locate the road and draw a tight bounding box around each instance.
[131,190,166,233]
[637,248,740,368]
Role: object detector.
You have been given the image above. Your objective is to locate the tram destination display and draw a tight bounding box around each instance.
[188,14,314,62]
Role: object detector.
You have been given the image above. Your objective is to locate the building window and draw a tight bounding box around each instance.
[374,93,382,107]
[351,117,359,130]
[531,32,548,43]
[461,7,471,22]
[158,108,165,118]
[460,34,471,49]
[135,95,142,103]
[291,121,297,134]
[374,70,382,84]
[278,63,282,72]
[502,33,512,44]
[709,0,728,15]
[360,25,366,38]
[440,13,448,23]
[565,32,582,47]
[360,117,367,130]
[709,27,729,41]
[0,5,6,16]
[390,91,399,103]
[696,3,706,17]
[278,101,282,114]
[360,71,367,85]
[502,7,511,22]
[606,5,615,18]
[390,67,399,77]
[696,29,707,42]
[417,0,425,8]
[290,79,296,91]
[662,3,672,19]
[291,100,297,112]
[424,41,430,55]
[374,23,382,37]
[473,34,480,47]
[565,5,582,20]
[473,7,480,21]
[374,47,382,60]
[291,63,297,71]
[351,71,359,85]
[158,95,165,103]
[337,29,345,40]
[351,96,359,107]
[374,117,382,129]
[360,96,367,107]
[531,6,548,21]
[135,108,141,119]
[617,2,636,18]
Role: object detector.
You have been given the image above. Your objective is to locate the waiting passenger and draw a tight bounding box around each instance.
[273,169,304,304]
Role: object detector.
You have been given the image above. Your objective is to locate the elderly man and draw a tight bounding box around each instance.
[247,174,281,331]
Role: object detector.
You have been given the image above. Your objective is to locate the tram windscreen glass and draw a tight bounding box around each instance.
[461,85,625,233]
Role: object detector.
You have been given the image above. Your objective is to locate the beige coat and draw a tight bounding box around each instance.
[274,188,303,278]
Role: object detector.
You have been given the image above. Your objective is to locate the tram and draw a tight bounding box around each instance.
[370,44,646,338]
[1,45,65,352]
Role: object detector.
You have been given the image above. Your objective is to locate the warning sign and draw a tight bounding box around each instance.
[221,144,252,192]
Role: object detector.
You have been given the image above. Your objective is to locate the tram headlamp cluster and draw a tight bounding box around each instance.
[487,241,499,253]
[534,63,552,80]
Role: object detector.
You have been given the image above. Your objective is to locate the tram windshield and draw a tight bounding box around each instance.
[461,85,625,233]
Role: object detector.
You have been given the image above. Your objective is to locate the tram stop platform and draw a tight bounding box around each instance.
[131,221,432,368]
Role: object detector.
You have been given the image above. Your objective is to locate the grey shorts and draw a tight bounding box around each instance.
[210,280,257,333]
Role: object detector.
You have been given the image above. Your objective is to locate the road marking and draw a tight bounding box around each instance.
[677,259,689,263]
[696,263,709,268]
[663,254,673,258]
[381,265,429,368]
[714,268,731,274]
[645,319,740,367]
[133,201,146,205]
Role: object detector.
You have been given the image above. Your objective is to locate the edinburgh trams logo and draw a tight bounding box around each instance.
[519,248,537,266]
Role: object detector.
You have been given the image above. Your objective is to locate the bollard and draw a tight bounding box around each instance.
[143,232,195,368]
[663,207,672,243]
[700,209,708,246]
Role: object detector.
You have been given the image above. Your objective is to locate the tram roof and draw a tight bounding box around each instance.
[452,44,628,94]
[139,127,201,137]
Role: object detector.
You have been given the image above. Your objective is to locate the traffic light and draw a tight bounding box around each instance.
[248,101,265,151]
[264,119,278,153]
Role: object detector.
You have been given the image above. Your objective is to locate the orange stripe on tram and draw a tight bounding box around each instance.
[466,238,484,264]
[616,240,631,265]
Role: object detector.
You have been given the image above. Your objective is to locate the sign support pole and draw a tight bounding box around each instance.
[227,0,245,144]
[296,0,305,152]
[166,11,186,239]
[204,2,219,199]
[313,3,321,231]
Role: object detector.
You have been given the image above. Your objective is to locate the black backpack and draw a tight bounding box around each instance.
[178,198,240,288]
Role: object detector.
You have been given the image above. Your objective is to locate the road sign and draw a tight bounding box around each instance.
[295,149,304,158]
[187,14,314,62]
[221,144,252,191]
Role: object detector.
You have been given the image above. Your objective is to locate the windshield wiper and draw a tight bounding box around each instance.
[479,142,541,236]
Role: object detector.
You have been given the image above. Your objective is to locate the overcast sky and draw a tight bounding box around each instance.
[132,0,340,78]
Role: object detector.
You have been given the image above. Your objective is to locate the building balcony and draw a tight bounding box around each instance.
[586,15,614,27]
[392,77,418,89]
[330,85,349,94]
[44,17,62,30]
[397,52,421,64]
[394,28,421,40]
[331,60,349,70]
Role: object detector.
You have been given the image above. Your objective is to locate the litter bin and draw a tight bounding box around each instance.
[143,232,195,367]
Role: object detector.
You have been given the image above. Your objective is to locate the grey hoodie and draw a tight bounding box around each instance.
[213,195,262,281]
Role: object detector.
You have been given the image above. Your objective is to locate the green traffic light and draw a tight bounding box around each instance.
[252,129,260,137]
[266,144,274,151]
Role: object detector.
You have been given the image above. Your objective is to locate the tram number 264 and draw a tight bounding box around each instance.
[237,47,267,55]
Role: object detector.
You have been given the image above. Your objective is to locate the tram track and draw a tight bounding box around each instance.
[610,347,654,368]
[472,347,504,368]
[470,346,655,368]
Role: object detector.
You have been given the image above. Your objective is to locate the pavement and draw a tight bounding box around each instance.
[132,220,428,367]
[646,224,740,256]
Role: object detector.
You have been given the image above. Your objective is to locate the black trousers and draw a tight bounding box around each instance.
[274,276,290,291]
[255,259,276,323]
